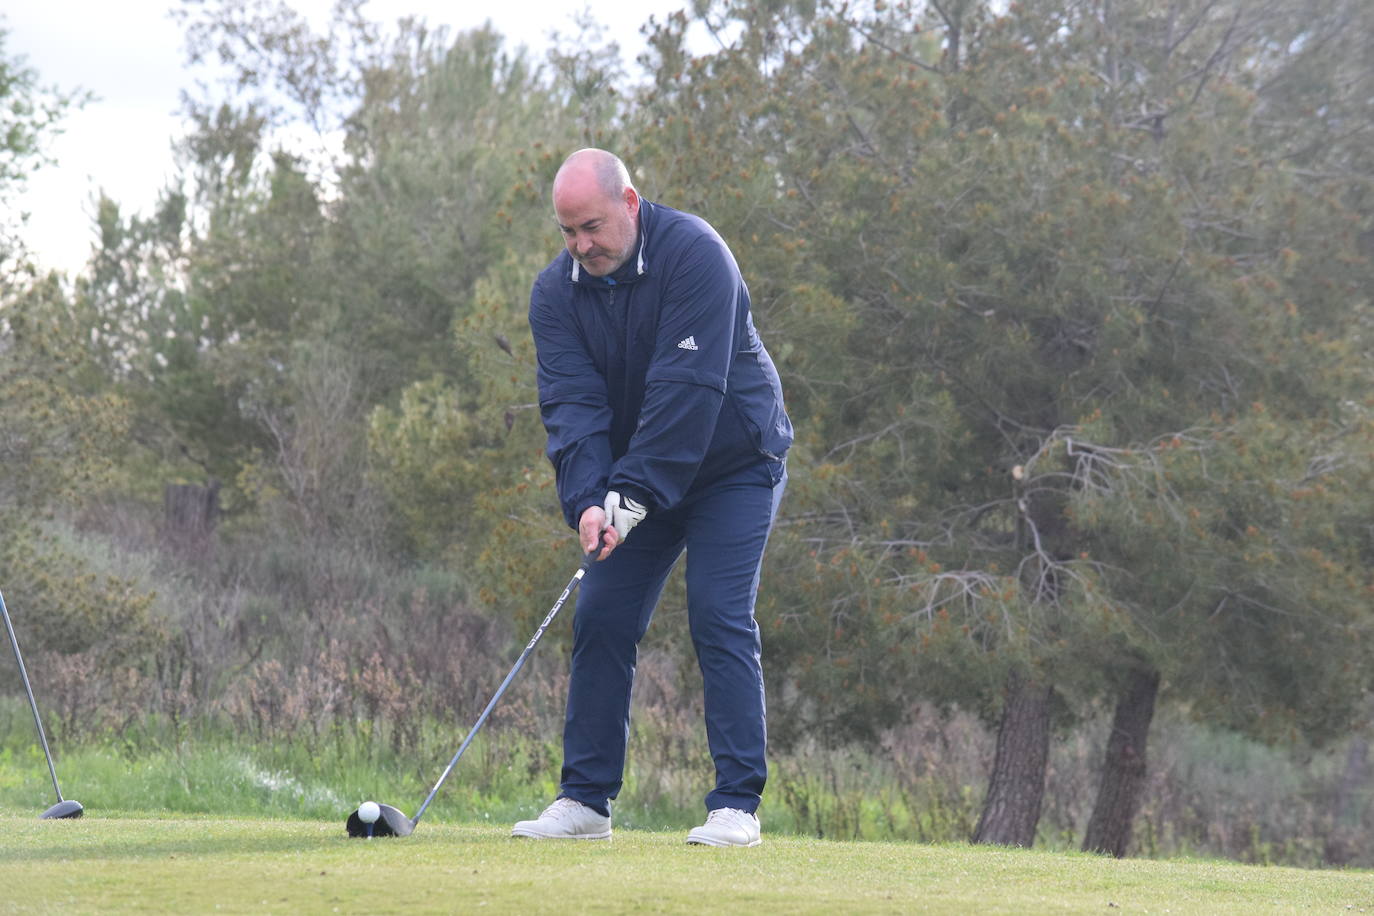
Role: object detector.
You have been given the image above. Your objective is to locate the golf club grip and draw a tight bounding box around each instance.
[0,589,65,802]
[411,551,596,825]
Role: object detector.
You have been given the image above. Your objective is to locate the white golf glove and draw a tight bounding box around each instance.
[603,490,648,541]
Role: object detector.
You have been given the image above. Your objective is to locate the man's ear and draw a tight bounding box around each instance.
[624,186,640,218]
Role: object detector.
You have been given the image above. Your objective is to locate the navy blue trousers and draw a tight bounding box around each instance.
[559,460,786,817]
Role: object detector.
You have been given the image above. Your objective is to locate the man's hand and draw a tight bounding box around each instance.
[579,506,616,561]
[603,490,647,541]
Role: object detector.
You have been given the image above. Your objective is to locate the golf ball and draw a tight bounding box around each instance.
[358,801,381,824]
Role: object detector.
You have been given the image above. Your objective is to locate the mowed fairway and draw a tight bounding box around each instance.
[2,812,1371,914]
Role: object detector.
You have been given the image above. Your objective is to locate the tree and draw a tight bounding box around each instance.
[326,23,571,398]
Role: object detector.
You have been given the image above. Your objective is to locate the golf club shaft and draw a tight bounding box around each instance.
[0,589,65,803]
[411,548,598,825]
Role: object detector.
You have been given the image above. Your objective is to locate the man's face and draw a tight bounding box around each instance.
[554,182,640,278]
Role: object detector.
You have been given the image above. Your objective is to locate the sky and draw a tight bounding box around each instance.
[4,0,698,277]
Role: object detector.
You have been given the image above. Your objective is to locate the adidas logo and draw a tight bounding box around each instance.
[677,336,699,351]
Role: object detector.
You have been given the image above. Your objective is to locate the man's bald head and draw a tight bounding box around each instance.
[552,149,641,278]
[553,148,635,206]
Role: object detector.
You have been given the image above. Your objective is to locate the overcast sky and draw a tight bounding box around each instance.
[5,0,696,276]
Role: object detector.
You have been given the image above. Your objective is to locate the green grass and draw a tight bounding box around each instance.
[1,811,1370,914]
[0,737,696,832]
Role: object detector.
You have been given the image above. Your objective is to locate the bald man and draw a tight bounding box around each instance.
[513,149,792,847]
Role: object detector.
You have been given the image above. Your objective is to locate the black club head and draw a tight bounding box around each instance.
[40,800,84,819]
[345,803,413,838]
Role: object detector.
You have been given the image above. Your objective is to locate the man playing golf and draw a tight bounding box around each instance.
[515,148,792,847]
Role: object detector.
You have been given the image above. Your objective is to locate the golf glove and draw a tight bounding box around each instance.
[603,490,647,541]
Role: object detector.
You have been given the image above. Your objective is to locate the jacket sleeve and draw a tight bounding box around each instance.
[530,274,613,529]
[608,233,739,511]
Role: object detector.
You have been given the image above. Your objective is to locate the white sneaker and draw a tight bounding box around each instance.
[511,797,612,840]
[686,808,761,847]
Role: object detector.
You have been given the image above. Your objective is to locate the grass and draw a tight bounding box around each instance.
[0,737,699,833]
[1,811,1371,914]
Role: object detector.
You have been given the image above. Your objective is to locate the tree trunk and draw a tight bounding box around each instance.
[972,669,1053,847]
[163,479,220,543]
[1081,666,1161,857]
[1336,736,1369,828]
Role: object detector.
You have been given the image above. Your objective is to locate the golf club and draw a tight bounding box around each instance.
[0,587,84,820]
[346,540,602,837]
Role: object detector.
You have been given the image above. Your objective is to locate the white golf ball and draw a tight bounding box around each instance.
[358,801,381,824]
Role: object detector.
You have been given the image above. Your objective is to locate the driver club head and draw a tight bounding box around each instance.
[40,799,84,819]
[345,803,413,838]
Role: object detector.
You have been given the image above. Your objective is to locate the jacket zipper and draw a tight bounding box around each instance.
[603,280,635,429]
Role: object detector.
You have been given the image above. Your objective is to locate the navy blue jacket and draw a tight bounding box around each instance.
[530,200,793,529]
